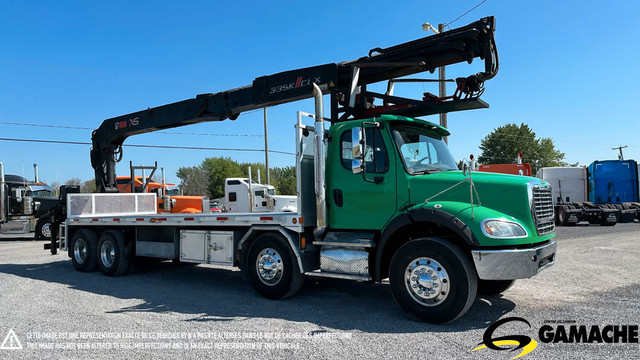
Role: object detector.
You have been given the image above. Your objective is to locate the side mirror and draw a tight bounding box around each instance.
[351,127,364,174]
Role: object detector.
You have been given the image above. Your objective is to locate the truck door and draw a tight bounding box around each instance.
[327,125,397,230]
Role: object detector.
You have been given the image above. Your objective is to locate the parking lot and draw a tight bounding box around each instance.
[0,224,639,359]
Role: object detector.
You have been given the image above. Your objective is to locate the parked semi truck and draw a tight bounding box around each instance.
[0,162,58,239]
[47,17,557,323]
[536,160,640,226]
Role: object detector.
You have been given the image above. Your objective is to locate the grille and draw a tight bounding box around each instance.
[532,186,555,235]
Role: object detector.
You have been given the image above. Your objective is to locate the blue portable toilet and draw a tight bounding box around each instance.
[588,160,639,204]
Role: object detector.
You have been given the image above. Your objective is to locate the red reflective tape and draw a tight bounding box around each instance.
[136,218,144,221]
[217,217,228,221]
[113,218,120,222]
[92,219,99,222]
[73,219,80,222]
[260,216,273,221]
[184,217,194,221]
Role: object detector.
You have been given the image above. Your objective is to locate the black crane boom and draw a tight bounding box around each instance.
[91,17,498,192]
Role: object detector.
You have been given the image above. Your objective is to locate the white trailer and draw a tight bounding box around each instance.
[536,167,587,204]
[537,166,618,226]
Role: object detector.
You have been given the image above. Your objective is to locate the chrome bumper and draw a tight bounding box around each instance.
[471,241,556,280]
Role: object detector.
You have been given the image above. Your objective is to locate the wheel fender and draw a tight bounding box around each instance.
[375,209,477,282]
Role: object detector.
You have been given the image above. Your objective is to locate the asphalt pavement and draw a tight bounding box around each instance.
[0,223,638,359]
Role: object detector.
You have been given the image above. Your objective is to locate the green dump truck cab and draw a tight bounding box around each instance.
[325,115,556,322]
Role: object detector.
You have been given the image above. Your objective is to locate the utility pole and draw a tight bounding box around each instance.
[422,21,448,144]
[612,145,628,160]
[438,23,448,145]
[263,107,270,185]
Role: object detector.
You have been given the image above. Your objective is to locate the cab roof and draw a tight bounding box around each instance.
[375,114,450,137]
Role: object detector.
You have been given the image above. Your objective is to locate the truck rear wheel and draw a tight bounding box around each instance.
[478,279,515,296]
[247,233,303,300]
[389,238,477,323]
[71,229,99,272]
[97,230,131,276]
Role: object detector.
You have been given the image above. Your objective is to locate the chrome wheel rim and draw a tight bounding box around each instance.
[41,223,51,238]
[256,248,283,286]
[405,257,450,307]
[100,241,116,268]
[73,238,87,264]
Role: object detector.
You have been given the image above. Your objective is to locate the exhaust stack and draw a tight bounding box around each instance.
[312,83,326,235]
[33,164,39,183]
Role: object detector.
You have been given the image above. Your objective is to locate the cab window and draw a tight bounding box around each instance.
[340,128,388,173]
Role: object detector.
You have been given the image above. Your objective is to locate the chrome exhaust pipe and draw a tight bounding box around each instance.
[312,83,326,236]
[33,163,39,183]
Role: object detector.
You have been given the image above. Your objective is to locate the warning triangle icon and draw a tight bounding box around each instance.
[0,329,23,350]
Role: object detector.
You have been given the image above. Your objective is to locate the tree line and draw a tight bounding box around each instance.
[176,157,296,199]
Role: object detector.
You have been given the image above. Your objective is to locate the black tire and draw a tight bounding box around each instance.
[35,215,52,240]
[556,206,567,226]
[478,279,515,296]
[97,230,131,276]
[247,233,304,300]
[70,229,99,272]
[389,238,477,324]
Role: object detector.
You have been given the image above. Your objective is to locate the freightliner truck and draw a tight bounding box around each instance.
[47,17,556,323]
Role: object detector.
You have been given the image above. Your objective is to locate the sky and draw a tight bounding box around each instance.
[1,0,639,186]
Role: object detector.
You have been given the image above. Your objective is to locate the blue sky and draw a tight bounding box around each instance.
[1,1,639,185]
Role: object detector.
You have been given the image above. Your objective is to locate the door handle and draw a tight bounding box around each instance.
[333,189,343,207]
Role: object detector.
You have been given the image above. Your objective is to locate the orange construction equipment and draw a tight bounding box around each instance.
[478,163,532,176]
[116,176,204,213]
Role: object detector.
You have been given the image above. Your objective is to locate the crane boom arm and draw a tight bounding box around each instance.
[91,16,498,192]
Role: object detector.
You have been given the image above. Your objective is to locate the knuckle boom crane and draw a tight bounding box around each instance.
[91,16,498,192]
[54,17,558,323]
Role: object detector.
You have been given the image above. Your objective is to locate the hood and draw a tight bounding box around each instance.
[408,170,547,223]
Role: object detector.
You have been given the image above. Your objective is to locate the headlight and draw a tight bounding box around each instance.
[481,219,527,239]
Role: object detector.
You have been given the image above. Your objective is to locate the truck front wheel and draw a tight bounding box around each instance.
[247,233,303,300]
[389,238,477,323]
[35,215,52,240]
[97,230,131,276]
[71,229,99,272]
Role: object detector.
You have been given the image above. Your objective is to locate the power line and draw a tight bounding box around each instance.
[0,121,265,137]
[0,137,295,155]
[445,0,488,28]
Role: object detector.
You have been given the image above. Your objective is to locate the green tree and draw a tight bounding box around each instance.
[176,166,210,197]
[81,179,96,193]
[177,157,298,198]
[478,123,565,174]
[271,166,297,195]
[65,177,82,186]
[201,157,245,198]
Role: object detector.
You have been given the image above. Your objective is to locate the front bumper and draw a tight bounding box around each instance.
[471,241,556,280]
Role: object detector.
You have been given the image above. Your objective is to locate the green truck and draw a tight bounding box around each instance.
[48,17,556,323]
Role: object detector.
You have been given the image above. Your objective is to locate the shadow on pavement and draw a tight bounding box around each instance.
[0,260,516,333]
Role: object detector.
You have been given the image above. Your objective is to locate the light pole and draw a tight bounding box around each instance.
[422,22,448,144]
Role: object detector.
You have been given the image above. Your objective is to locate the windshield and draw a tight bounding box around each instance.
[392,124,458,174]
[30,190,53,197]
[165,187,181,196]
